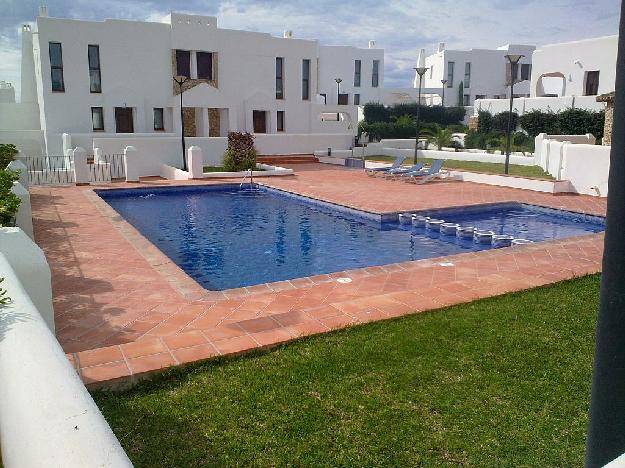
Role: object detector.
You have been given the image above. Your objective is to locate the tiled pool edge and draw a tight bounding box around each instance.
[86,184,604,303]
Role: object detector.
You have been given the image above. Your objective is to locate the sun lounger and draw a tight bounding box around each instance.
[365,156,406,176]
[403,159,447,184]
[384,163,424,179]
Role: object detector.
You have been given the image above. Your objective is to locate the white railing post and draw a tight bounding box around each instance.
[6,159,28,189]
[72,147,89,185]
[124,145,139,182]
[62,132,72,155]
[187,146,203,178]
[94,147,103,165]
[0,242,132,467]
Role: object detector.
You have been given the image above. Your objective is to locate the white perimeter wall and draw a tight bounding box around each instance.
[474,95,605,116]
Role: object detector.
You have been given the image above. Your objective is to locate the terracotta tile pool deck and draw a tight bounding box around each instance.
[30,164,607,388]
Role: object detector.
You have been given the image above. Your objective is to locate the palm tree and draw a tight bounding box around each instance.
[422,125,453,150]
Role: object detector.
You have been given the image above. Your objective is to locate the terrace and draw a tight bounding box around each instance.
[29,163,606,386]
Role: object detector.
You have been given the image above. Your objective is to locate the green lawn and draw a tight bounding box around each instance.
[202,166,266,173]
[94,275,599,467]
[367,155,553,179]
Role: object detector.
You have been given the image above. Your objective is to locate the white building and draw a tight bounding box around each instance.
[531,35,617,98]
[2,10,416,156]
[422,42,536,107]
[474,35,616,117]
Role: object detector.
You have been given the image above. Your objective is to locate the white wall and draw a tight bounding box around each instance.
[474,95,605,116]
[0,229,132,467]
[531,35,617,98]
[254,133,353,154]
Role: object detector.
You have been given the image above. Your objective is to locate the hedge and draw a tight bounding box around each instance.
[363,103,466,126]
[516,108,604,139]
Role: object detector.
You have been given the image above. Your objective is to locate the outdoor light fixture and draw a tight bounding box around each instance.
[440,79,447,106]
[335,78,343,120]
[173,75,190,172]
[503,54,524,174]
[413,49,429,165]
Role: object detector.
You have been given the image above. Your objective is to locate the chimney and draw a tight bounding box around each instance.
[438,42,445,53]
[39,2,48,17]
[368,40,376,49]
[283,30,293,38]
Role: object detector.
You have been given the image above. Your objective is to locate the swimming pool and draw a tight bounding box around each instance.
[97,185,605,290]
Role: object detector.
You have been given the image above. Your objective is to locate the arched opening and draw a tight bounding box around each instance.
[535,72,566,97]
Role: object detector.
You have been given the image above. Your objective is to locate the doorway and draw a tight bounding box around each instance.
[115,107,134,133]
[253,110,267,133]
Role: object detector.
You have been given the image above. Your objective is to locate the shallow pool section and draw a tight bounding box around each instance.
[97,185,604,290]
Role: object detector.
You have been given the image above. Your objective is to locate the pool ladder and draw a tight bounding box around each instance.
[240,169,259,191]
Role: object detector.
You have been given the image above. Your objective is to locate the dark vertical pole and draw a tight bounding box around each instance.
[442,86,445,107]
[504,77,514,174]
[413,73,423,165]
[179,86,187,172]
[586,2,625,465]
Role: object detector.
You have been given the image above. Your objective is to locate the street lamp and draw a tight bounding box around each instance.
[173,75,190,171]
[335,78,342,121]
[413,49,429,165]
[503,54,524,174]
[440,79,448,106]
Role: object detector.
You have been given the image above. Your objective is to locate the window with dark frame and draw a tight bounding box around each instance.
[463,94,470,106]
[320,93,326,104]
[91,107,104,131]
[196,52,213,80]
[521,63,531,81]
[175,50,191,77]
[354,93,360,105]
[585,71,600,96]
[302,59,310,100]
[277,110,285,132]
[153,108,164,131]
[276,57,284,99]
[464,62,471,88]
[447,61,454,87]
[88,45,101,93]
[354,60,361,87]
[49,42,65,92]
[372,60,379,87]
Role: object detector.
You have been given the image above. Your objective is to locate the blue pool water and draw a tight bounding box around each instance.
[97,185,605,290]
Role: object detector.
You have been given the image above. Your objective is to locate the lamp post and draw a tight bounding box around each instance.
[440,79,447,106]
[173,75,190,171]
[413,49,429,165]
[335,78,342,121]
[503,54,524,174]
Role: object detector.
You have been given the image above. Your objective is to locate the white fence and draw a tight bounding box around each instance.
[0,228,132,467]
[534,133,610,196]
[474,95,605,116]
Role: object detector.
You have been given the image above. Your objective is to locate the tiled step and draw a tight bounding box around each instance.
[257,154,319,165]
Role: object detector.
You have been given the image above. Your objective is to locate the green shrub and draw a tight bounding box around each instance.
[518,110,559,138]
[223,132,257,172]
[0,144,18,169]
[363,103,466,126]
[0,169,20,226]
[557,108,605,139]
[492,111,519,133]
[464,130,487,150]
[477,111,494,134]
[422,125,453,150]
[363,103,390,123]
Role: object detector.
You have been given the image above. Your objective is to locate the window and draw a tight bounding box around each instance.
[175,50,191,77]
[49,42,64,92]
[277,110,285,132]
[196,52,213,80]
[354,60,361,87]
[320,93,327,104]
[153,108,164,131]
[276,57,284,99]
[464,62,471,88]
[87,45,101,93]
[115,107,134,133]
[429,65,434,79]
[506,62,520,84]
[463,94,470,106]
[253,110,267,133]
[446,61,454,87]
[521,63,531,81]
[372,60,380,87]
[585,71,600,96]
[91,107,104,131]
[354,93,360,105]
[338,93,349,105]
[302,59,310,100]
[475,94,486,100]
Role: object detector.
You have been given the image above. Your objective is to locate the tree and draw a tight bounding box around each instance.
[422,125,453,150]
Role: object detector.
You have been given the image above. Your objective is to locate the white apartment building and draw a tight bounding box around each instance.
[473,35,616,117]
[422,43,536,107]
[531,35,617,98]
[2,10,403,156]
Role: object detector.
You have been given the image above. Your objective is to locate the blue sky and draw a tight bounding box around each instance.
[0,0,620,99]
